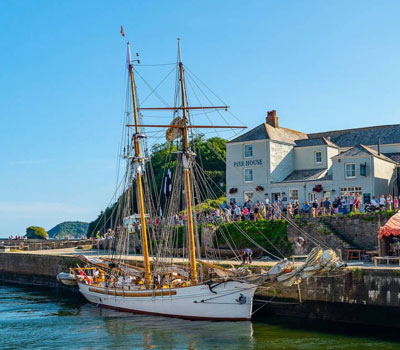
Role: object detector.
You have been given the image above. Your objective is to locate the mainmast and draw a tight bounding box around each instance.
[127,42,152,286]
[177,38,198,284]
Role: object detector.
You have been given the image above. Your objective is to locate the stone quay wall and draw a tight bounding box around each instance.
[287,213,391,256]
[0,239,94,251]
[0,253,80,291]
[257,267,400,327]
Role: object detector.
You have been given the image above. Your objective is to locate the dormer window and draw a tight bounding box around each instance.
[315,151,322,164]
[244,144,253,158]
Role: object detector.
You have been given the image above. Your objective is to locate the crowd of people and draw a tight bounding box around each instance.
[197,192,400,224]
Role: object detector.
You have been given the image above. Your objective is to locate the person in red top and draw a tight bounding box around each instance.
[353,193,361,212]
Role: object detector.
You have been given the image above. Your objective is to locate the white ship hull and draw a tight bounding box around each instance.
[77,280,257,321]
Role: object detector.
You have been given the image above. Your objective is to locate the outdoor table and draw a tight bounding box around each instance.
[345,249,364,260]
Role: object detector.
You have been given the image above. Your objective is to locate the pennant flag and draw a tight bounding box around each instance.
[120,25,125,37]
[164,167,172,201]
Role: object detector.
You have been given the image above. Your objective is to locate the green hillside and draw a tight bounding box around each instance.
[48,221,89,239]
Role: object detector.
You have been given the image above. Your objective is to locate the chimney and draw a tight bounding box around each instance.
[266,110,279,128]
[378,137,381,155]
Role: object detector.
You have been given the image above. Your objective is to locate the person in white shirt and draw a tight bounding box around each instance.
[348,193,355,212]
[340,196,347,209]
[265,196,270,206]
[379,195,386,209]
[387,193,393,210]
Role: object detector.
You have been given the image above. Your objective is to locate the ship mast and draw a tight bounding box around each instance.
[127,42,152,286]
[177,38,197,284]
[124,39,246,286]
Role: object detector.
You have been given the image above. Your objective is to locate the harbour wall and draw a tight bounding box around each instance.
[256,268,400,327]
[0,253,80,292]
[1,252,400,327]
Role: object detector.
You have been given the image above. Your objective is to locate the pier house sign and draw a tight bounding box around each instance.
[233,159,262,167]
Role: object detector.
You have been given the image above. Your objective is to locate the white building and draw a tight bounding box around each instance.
[226,110,400,205]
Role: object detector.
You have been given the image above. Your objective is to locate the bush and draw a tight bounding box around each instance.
[215,220,290,256]
[26,226,49,240]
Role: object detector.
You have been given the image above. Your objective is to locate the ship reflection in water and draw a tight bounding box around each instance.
[1,284,400,350]
[97,307,254,350]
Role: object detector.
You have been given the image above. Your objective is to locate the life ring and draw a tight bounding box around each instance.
[295,236,305,247]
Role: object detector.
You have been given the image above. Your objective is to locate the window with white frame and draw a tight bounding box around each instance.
[345,163,356,178]
[315,151,322,164]
[244,168,253,182]
[244,191,254,202]
[244,144,253,158]
[289,189,299,201]
[340,187,362,203]
[309,193,317,202]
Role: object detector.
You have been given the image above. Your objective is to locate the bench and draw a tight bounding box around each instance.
[373,256,400,267]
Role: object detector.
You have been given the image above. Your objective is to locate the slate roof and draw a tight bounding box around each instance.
[384,153,400,164]
[308,124,400,148]
[229,123,307,144]
[295,137,339,148]
[331,144,398,164]
[278,168,331,183]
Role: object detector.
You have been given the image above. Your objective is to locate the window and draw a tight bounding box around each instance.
[289,189,299,201]
[340,187,363,203]
[345,163,356,178]
[360,163,367,176]
[244,168,253,182]
[244,191,254,202]
[315,151,322,164]
[309,193,317,202]
[244,144,253,158]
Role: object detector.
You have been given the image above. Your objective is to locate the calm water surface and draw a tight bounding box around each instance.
[0,284,399,350]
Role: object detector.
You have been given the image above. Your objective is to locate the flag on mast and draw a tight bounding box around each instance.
[120,25,125,37]
[126,43,131,69]
[164,167,172,200]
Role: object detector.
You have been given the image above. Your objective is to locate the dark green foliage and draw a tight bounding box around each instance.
[26,226,49,240]
[215,220,291,256]
[48,221,89,239]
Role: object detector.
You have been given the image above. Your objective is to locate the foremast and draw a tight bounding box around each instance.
[177,38,197,284]
[127,42,152,286]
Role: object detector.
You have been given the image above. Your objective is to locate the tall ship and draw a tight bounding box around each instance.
[58,37,345,321]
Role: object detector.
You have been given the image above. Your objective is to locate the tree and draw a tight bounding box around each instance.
[26,226,49,240]
[87,136,227,237]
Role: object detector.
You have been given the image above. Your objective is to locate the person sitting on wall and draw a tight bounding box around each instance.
[241,248,253,265]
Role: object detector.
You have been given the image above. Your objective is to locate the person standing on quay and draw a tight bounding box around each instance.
[387,193,393,210]
[380,195,386,210]
[324,197,331,215]
[353,193,361,212]
[349,192,355,212]
[312,199,319,217]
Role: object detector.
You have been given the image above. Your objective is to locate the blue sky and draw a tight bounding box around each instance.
[1,1,400,236]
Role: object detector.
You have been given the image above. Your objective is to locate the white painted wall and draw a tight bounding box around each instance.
[373,157,397,196]
[269,141,294,182]
[226,140,268,204]
[294,146,326,170]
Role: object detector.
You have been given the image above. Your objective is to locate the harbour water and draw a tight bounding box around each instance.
[1,284,399,350]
